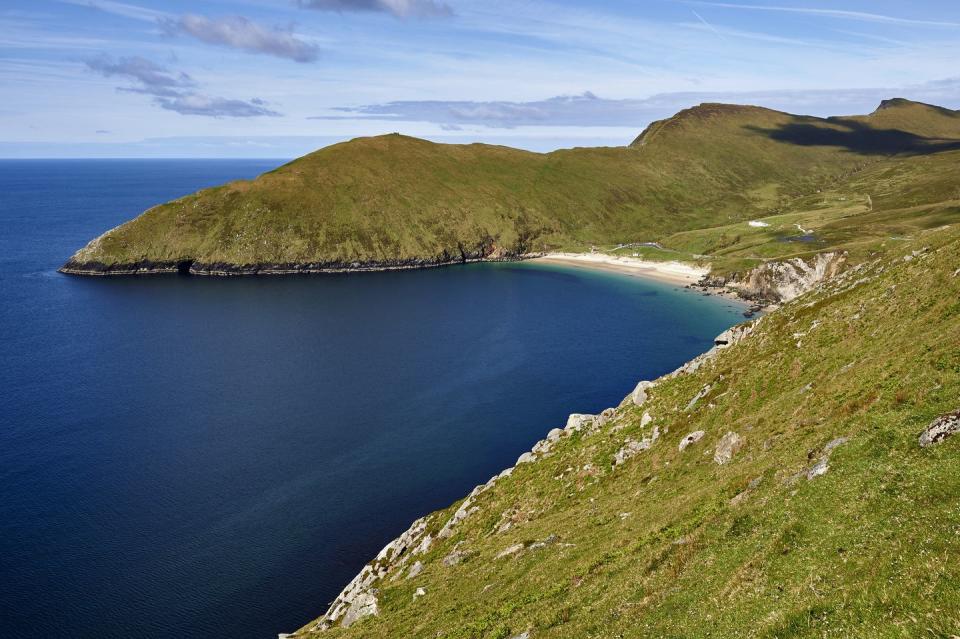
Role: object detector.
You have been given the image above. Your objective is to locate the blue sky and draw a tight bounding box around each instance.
[3,0,960,157]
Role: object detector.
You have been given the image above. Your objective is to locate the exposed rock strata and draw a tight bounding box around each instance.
[699,252,847,303]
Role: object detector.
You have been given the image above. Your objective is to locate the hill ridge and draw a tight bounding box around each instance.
[60,98,960,294]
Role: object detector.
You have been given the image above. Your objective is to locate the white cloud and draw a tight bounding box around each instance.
[162,14,319,63]
[85,55,281,117]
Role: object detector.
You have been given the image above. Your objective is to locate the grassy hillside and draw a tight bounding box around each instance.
[289,221,960,639]
[61,99,960,274]
[650,147,960,277]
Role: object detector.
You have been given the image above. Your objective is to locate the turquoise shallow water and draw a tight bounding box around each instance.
[0,160,745,638]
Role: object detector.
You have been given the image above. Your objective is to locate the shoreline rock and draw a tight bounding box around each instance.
[697,252,847,304]
[58,253,542,277]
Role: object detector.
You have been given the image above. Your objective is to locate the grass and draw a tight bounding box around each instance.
[292,221,960,638]
[660,148,960,277]
[64,99,960,272]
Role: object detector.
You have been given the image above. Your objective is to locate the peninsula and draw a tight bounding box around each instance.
[62,98,960,304]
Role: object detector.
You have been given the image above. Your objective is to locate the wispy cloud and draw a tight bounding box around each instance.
[60,0,171,22]
[298,0,453,19]
[161,14,319,63]
[688,2,960,28]
[154,94,281,118]
[310,92,678,128]
[86,54,193,91]
[310,92,610,128]
[85,54,280,117]
[309,80,960,128]
[690,8,729,43]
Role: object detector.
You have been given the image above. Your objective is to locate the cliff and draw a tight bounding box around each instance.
[699,252,848,303]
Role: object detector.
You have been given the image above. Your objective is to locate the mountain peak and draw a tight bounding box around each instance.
[875,97,921,111]
[874,98,916,112]
[630,102,780,147]
[872,97,958,116]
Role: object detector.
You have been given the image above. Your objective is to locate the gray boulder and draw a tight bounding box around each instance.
[807,437,849,480]
[495,543,524,559]
[919,410,960,447]
[565,413,596,433]
[443,547,466,566]
[613,425,660,467]
[685,384,712,411]
[516,451,536,465]
[406,561,423,579]
[341,590,378,628]
[714,432,744,464]
[631,380,655,406]
[679,430,705,452]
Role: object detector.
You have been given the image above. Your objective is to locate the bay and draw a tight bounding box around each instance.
[0,160,745,638]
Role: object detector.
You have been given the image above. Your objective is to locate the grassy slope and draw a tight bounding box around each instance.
[65,101,959,269]
[656,147,960,277]
[296,222,960,639]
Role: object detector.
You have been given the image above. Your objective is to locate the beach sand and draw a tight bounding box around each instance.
[533,252,709,286]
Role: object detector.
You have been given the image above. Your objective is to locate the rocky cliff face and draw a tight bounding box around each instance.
[702,252,847,303]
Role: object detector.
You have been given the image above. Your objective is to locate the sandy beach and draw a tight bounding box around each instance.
[533,252,709,286]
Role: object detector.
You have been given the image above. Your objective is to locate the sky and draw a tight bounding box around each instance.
[2,0,960,157]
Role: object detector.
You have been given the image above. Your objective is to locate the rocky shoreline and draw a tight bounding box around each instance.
[59,251,844,320]
[691,251,847,306]
[58,253,543,277]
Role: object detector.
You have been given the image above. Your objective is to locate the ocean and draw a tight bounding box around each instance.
[0,159,745,638]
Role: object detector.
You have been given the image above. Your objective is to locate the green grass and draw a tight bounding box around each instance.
[660,148,960,277]
[64,99,960,271]
[292,222,960,639]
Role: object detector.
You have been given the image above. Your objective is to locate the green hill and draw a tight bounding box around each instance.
[286,219,960,639]
[60,99,960,276]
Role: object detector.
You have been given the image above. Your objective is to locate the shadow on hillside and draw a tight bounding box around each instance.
[746,118,960,155]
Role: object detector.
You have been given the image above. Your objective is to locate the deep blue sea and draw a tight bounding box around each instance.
[0,160,745,638]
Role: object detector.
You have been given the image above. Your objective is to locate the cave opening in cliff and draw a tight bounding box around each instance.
[176,260,194,276]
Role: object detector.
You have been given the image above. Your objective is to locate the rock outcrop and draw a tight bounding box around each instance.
[806,437,849,480]
[679,431,706,452]
[918,410,960,447]
[631,381,656,407]
[669,318,761,378]
[701,252,847,303]
[612,425,660,467]
[713,432,744,464]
